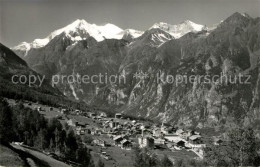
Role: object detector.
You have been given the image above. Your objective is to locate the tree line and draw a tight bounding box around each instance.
[0,98,95,167]
[0,78,91,111]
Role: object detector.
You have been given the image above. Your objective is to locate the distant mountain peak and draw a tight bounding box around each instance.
[181,20,194,24]
[232,12,251,18]
[12,19,125,56]
[12,19,145,57]
[150,20,206,39]
[225,12,251,21]
[136,28,174,47]
[119,29,144,40]
[221,12,251,27]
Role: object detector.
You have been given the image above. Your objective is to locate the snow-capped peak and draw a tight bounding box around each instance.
[12,19,125,56]
[47,19,123,42]
[181,20,205,31]
[150,20,206,38]
[116,29,144,38]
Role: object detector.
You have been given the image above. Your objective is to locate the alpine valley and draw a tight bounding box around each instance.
[11,12,260,130]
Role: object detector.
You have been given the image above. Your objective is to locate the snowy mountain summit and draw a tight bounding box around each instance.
[12,19,127,56]
[12,19,208,57]
[151,20,206,38]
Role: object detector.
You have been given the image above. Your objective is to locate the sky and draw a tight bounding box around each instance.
[0,0,260,47]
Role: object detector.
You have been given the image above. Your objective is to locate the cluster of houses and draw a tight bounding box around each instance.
[38,104,227,161]
[64,110,210,158]
[27,101,225,161]
[36,106,71,117]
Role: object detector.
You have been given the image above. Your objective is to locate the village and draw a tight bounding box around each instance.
[41,106,220,165]
[8,99,223,166]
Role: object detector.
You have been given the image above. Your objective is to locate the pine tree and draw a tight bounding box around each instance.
[0,99,14,143]
[54,128,60,152]
[49,138,54,151]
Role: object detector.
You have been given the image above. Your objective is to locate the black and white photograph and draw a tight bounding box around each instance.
[0,0,260,166]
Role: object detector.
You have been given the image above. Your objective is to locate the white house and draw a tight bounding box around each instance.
[138,137,154,149]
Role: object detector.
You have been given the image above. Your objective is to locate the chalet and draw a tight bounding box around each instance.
[168,126,177,134]
[138,137,154,149]
[175,140,185,147]
[186,130,195,137]
[100,112,108,118]
[61,109,67,114]
[154,138,165,145]
[103,128,114,135]
[37,107,42,112]
[134,123,143,130]
[75,109,81,113]
[115,113,122,119]
[85,129,92,134]
[161,127,170,135]
[76,129,86,135]
[109,121,119,128]
[176,129,185,136]
[93,139,106,147]
[76,122,86,129]
[117,124,123,129]
[91,130,95,135]
[89,113,97,118]
[213,137,223,145]
[188,135,202,144]
[160,123,169,134]
[194,131,201,135]
[114,136,124,146]
[96,116,102,121]
[121,139,132,150]
[67,119,78,127]
[164,134,183,143]
[94,129,102,135]
[176,129,190,140]
[153,128,162,137]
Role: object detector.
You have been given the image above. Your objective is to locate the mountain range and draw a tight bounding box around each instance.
[12,19,206,57]
[8,12,260,130]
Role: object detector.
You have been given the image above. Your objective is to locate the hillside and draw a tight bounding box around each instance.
[0,43,91,110]
[11,12,260,130]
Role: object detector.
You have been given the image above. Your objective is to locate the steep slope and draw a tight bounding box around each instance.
[15,25,174,104]
[11,13,260,130]
[0,43,72,107]
[55,38,128,102]
[93,28,175,107]
[0,43,36,80]
[120,12,260,130]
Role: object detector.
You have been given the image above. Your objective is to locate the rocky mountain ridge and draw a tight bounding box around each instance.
[11,12,260,130]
